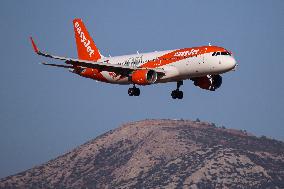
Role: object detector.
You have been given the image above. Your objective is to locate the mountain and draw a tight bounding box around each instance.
[0,119,283,188]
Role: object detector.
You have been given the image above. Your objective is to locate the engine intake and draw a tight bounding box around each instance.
[192,75,222,91]
[131,70,157,85]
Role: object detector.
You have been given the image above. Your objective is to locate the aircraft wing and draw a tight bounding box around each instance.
[30,37,165,76]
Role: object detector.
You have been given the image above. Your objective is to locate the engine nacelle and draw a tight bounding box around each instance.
[131,70,157,85]
[192,75,222,91]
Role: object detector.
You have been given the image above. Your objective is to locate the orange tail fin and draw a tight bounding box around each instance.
[73,18,102,61]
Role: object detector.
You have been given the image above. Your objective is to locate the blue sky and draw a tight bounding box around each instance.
[0,0,283,178]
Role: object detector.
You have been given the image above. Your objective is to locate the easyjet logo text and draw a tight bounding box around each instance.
[174,49,199,57]
[75,22,94,57]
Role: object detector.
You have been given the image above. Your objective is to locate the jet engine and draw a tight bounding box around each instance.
[131,70,157,85]
[191,75,222,91]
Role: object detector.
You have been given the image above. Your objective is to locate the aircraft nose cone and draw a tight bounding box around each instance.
[226,57,237,71]
[230,57,237,69]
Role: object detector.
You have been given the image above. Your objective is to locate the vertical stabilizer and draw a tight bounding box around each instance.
[73,18,102,61]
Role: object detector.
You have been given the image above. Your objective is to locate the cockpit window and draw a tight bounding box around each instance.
[221,52,231,56]
[212,51,231,56]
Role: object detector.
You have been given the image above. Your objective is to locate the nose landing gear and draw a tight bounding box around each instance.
[171,81,183,99]
[128,85,140,96]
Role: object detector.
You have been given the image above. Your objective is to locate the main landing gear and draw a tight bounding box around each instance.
[128,85,140,96]
[171,81,183,99]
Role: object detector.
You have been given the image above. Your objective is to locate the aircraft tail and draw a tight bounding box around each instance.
[73,18,103,61]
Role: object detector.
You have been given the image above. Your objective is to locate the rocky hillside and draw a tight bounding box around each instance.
[0,119,284,188]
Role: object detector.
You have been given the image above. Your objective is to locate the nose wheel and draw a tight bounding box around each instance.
[171,81,183,99]
[171,90,183,99]
[128,85,140,96]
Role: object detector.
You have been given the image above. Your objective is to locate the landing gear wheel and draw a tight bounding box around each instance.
[171,90,177,99]
[128,86,140,96]
[171,90,183,99]
[134,88,140,96]
[171,81,184,99]
[128,88,135,96]
[177,90,183,99]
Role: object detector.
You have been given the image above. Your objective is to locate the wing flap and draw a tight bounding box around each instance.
[41,62,74,68]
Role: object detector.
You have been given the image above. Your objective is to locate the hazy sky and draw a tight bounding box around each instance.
[0,0,283,178]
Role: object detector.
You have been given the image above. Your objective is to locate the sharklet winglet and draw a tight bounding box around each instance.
[30,37,40,54]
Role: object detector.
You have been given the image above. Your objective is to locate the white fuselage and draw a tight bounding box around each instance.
[89,46,236,85]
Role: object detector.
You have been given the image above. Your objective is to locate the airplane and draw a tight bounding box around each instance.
[30,18,237,99]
